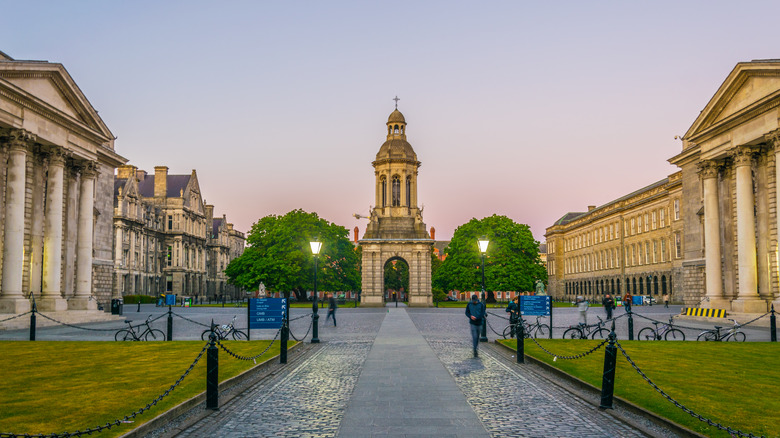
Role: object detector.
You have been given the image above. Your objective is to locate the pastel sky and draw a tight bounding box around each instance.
[2,1,779,242]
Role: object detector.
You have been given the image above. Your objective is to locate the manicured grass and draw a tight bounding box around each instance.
[498,338,780,438]
[0,340,292,437]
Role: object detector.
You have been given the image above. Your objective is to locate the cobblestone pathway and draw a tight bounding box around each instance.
[409,310,653,438]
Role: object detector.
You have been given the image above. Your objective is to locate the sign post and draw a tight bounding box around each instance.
[248,298,286,330]
[520,296,553,338]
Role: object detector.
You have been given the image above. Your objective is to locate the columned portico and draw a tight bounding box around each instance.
[40,148,69,311]
[0,130,33,314]
[770,132,780,308]
[69,162,98,310]
[699,161,728,309]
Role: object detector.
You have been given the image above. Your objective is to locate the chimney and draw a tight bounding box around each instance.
[154,166,168,197]
[117,164,136,179]
[587,205,596,212]
[353,226,359,242]
[430,227,436,240]
[136,169,147,181]
[205,204,214,221]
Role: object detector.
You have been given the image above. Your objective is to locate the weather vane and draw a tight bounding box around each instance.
[393,95,400,109]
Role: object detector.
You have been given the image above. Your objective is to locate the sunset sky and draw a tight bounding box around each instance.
[3,1,779,242]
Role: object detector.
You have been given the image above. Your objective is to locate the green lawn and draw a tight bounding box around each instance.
[499,338,780,438]
[0,340,292,437]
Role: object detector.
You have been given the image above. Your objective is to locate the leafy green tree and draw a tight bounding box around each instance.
[384,259,409,294]
[432,215,546,302]
[225,209,361,301]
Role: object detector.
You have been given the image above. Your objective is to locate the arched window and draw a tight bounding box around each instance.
[392,175,401,206]
[388,126,392,135]
[394,124,399,134]
[406,176,411,206]
[381,177,387,207]
[400,126,404,134]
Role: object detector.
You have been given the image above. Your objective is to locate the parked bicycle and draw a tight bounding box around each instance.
[502,316,550,339]
[637,316,685,341]
[697,319,746,341]
[115,315,165,341]
[201,315,248,341]
[562,316,610,339]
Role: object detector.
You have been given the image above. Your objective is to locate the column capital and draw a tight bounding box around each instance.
[765,129,780,149]
[730,146,759,167]
[698,160,721,179]
[80,161,99,179]
[47,147,70,166]
[2,128,36,152]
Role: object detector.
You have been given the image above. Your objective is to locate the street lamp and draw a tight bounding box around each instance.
[478,237,489,342]
[310,239,322,343]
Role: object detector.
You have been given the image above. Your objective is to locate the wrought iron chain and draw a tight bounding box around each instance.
[614,341,764,438]
[487,311,511,321]
[216,327,281,362]
[0,341,210,438]
[0,311,31,323]
[486,317,505,337]
[289,317,313,342]
[289,313,310,322]
[529,336,608,360]
[35,312,165,332]
[170,311,212,328]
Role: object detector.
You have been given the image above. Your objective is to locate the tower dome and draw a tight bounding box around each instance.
[376,108,417,162]
[388,109,406,124]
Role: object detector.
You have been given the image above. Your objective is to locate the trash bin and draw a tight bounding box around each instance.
[111,298,123,315]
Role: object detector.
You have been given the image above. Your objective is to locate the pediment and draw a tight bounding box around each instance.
[685,62,780,140]
[0,62,113,140]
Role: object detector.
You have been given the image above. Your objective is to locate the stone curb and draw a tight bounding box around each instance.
[118,341,303,438]
[493,340,707,438]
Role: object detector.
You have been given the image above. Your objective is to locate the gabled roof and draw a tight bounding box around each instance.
[554,212,586,226]
[137,175,191,198]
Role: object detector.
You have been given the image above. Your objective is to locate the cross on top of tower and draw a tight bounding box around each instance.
[393,96,400,109]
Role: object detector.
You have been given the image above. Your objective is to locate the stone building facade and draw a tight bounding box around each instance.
[359,107,434,307]
[545,173,683,303]
[0,51,126,313]
[206,205,245,301]
[669,60,780,312]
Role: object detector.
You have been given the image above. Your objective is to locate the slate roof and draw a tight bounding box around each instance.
[553,212,586,226]
[212,218,224,237]
[137,175,191,198]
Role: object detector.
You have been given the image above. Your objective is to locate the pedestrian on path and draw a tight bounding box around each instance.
[623,292,632,313]
[576,296,589,325]
[663,293,670,308]
[505,296,519,338]
[602,294,615,319]
[326,293,338,326]
[465,294,486,357]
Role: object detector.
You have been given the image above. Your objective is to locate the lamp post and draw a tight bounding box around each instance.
[310,239,322,343]
[478,237,489,342]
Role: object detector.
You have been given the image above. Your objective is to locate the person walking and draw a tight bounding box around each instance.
[662,293,670,308]
[326,293,338,327]
[602,294,615,319]
[465,294,486,357]
[576,296,589,326]
[505,296,519,338]
[623,292,633,313]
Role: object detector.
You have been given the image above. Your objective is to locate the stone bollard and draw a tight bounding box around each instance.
[206,330,219,410]
[599,321,617,409]
[516,318,525,364]
[627,310,634,341]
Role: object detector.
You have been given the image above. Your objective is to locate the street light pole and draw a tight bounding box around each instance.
[478,237,489,342]
[310,240,322,343]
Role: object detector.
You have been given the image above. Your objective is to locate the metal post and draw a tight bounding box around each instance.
[167,305,173,341]
[247,297,251,341]
[137,301,141,312]
[517,316,524,363]
[312,255,320,344]
[280,293,289,364]
[627,310,634,341]
[599,321,618,410]
[30,303,37,341]
[206,330,219,410]
[480,253,488,342]
[771,305,777,343]
[548,296,553,339]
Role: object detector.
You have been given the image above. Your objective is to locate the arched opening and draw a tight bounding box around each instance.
[617,279,621,294]
[381,176,387,207]
[661,275,667,294]
[394,124,399,134]
[405,176,411,207]
[384,257,409,303]
[392,175,401,206]
[653,276,659,295]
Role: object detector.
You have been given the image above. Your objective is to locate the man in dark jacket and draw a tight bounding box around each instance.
[465,294,486,357]
[602,294,615,319]
[326,293,337,327]
[505,297,519,338]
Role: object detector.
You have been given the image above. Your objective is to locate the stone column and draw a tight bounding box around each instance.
[63,165,80,299]
[0,130,34,314]
[699,161,728,309]
[29,151,46,298]
[70,162,97,310]
[731,147,766,313]
[40,147,69,312]
[767,131,780,308]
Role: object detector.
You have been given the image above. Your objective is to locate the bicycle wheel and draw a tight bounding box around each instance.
[201,329,214,341]
[591,328,610,339]
[534,324,550,338]
[502,325,512,339]
[726,331,746,342]
[231,330,248,341]
[563,328,583,339]
[697,331,717,341]
[664,328,685,341]
[115,329,134,341]
[145,329,166,341]
[637,327,656,341]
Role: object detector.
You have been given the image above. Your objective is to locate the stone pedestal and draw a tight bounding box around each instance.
[361,296,385,307]
[731,298,768,314]
[67,296,98,311]
[39,297,69,312]
[703,297,732,311]
[0,298,31,314]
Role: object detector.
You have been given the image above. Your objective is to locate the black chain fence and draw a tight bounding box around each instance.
[0,311,31,324]
[36,311,166,331]
[170,311,212,328]
[614,340,765,438]
[0,341,210,438]
[289,317,313,342]
[216,328,281,362]
[528,336,609,360]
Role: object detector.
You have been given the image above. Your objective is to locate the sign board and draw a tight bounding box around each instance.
[520,296,551,316]
[248,298,286,329]
[165,294,176,306]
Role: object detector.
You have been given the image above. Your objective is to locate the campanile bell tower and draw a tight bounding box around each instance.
[359,103,433,307]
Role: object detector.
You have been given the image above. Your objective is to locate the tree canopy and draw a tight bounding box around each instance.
[225,209,361,300]
[432,215,546,301]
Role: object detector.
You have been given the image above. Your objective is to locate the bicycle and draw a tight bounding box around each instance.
[201,315,248,341]
[502,316,550,339]
[115,315,166,341]
[637,316,685,341]
[562,316,610,339]
[696,319,746,341]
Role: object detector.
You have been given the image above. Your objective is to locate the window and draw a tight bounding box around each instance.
[652,211,657,230]
[674,199,680,220]
[631,244,636,265]
[652,241,657,263]
[167,246,172,267]
[381,177,387,206]
[645,242,650,264]
[638,216,643,233]
[609,224,614,240]
[675,232,682,258]
[392,175,401,206]
[661,239,666,262]
[631,218,636,235]
[660,209,665,227]
[406,176,411,206]
[644,213,649,232]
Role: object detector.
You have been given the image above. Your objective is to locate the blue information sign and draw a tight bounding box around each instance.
[248,298,286,329]
[520,296,551,316]
[165,294,176,306]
